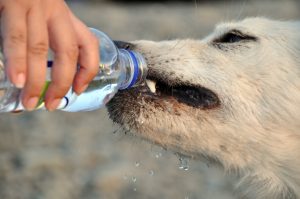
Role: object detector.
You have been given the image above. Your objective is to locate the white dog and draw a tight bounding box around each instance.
[108,17,300,199]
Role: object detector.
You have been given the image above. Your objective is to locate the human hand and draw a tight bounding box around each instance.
[0,0,99,111]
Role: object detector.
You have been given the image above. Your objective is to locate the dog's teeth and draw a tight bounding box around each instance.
[146,80,156,93]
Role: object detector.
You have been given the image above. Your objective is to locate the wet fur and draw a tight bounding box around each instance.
[108,18,300,199]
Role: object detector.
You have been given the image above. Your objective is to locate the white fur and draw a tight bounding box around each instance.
[108,17,300,199]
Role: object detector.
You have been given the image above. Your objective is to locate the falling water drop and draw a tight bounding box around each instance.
[135,161,140,167]
[132,176,137,183]
[178,156,189,171]
[133,188,137,192]
[155,152,162,159]
[148,170,154,176]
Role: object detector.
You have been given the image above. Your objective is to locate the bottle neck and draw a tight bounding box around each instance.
[89,28,147,90]
[118,49,147,90]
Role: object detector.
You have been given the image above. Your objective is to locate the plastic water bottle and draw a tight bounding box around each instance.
[0,28,147,113]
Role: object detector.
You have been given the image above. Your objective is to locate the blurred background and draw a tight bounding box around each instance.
[0,0,299,199]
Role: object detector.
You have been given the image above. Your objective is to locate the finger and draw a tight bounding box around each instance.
[69,11,99,95]
[21,3,48,111]
[1,4,27,88]
[45,11,78,111]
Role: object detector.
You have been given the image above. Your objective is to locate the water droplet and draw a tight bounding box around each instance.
[135,161,140,167]
[155,152,162,159]
[148,170,154,176]
[178,156,189,171]
[133,188,137,192]
[132,176,137,183]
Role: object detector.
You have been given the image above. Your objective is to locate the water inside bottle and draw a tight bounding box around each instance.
[62,72,120,112]
[0,63,13,111]
[85,73,119,92]
[0,83,21,112]
[0,87,7,109]
[0,85,6,99]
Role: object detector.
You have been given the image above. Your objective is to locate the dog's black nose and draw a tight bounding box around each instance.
[113,40,135,50]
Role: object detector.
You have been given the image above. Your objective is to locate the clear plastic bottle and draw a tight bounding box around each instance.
[0,28,147,113]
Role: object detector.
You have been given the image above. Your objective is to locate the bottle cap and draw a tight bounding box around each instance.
[119,49,147,90]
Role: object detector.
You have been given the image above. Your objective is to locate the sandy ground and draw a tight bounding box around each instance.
[0,1,299,199]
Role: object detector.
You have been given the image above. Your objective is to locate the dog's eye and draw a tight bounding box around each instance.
[214,30,257,44]
[219,33,244,43]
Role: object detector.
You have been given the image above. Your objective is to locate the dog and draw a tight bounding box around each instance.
[108,17,300,199]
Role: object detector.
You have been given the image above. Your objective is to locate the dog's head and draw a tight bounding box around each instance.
[108,17,300,198]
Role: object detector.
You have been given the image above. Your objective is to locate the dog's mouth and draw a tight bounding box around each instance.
[143,75,220,109]
[113,41,220,110]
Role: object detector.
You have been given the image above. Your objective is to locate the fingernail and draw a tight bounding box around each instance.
[25,97,39,111]
[15,73,25,88]
[47,98,61,111]
[77,84,89,95]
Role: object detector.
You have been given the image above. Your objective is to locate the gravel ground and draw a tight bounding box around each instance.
[0,1,299,199]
